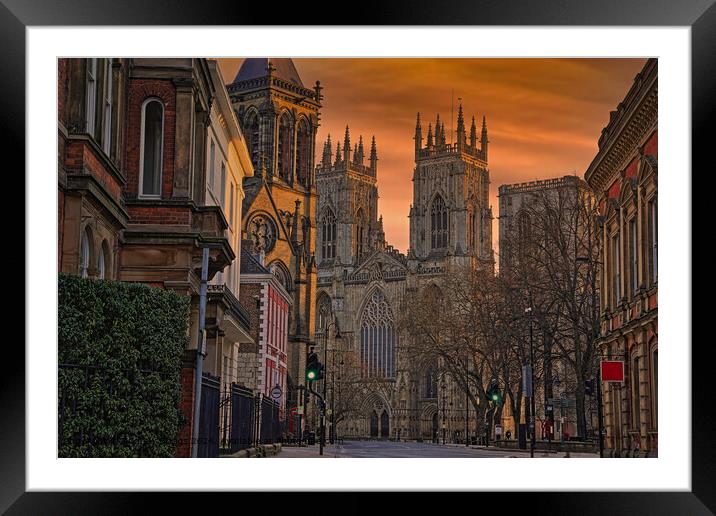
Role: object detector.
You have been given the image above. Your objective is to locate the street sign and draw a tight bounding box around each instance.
[271,385,282,400]
[601,360,625,382]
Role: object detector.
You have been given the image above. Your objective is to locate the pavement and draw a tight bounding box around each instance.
[269,440,598,458]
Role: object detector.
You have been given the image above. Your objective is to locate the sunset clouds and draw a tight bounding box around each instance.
[218,58,646,252]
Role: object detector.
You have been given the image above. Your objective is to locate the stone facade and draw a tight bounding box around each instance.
[228,59,323,433]
[315,105,494,441]
[585,58,658,457]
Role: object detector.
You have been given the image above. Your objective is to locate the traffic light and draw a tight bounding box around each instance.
[486,380,503,405]
[306,352,319,382]
[584,378,595,397]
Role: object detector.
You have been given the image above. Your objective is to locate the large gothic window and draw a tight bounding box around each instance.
[296,118,311,187]
[424,365,437,398]
[277,113,293,182]
[355,208,366,259]
[244,112,260,171]
[360,290,396,379]
[430,195,449,249]
[316,294,332,334]
[320,208,337,261]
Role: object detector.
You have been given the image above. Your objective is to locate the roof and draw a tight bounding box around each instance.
[240,243,270,275]
[232,58,304,87]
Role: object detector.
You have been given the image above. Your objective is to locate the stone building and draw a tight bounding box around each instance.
[315,104,494,441]
[58,58,130,281]
[227,58,323,435]
[497,174,596,441]
[585,58,658,457]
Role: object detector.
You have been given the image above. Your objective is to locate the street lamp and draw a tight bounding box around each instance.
[576,254,605,459]
[322,319,342,450]
[525,305,536,458]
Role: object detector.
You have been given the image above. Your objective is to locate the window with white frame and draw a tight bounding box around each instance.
[80,228,91,278]
[220,162,226,207]
[86,58,98,136]
[102,58,113,154]
[139,99,164,197]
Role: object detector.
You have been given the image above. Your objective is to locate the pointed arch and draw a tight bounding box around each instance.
[430,193,449,249]
[296,116,311,187]
[243,108,261,171]
[320,206,337,262]
[354,207,366,259]
[315,291,332,334]
[268,260,291,292]
[277,111,293,182]
[359,288,396,379]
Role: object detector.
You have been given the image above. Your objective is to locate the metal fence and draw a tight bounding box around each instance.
[220,383,256,454]
[259,396,281,444]
[197,373,220,458]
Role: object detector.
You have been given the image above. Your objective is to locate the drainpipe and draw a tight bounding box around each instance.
[191,246,210,458]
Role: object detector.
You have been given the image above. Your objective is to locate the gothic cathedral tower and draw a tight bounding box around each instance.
[315,126,382,270]
[228,58,323,407]
[408,104,494,270]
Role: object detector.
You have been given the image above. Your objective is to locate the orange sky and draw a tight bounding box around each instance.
[218,58,646,253]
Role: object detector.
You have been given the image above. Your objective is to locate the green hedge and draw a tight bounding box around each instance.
[58,274,190,457]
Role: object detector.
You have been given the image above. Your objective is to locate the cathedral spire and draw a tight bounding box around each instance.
[343,125,351,164]
[481,115,489,161]
[435,114,441,147]
[357,135,365,165]
[322,134,332,168]
[370,135,378,175]
[456,101,465,150]
[335,141,342,166]
[414,112,423,158]
[470,115,477,149]
[426,123,433,149]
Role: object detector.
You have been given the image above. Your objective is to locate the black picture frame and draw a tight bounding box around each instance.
[5,0,707,512]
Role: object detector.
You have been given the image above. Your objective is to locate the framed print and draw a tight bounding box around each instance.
[5,0,708,512]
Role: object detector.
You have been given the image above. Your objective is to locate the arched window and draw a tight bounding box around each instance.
[277,113,293,182]
[430,195,449,249]
[80,227,92,278]
[316,294,332,334]
[320,208,337,261]
[269,261,291,292]
[139,99,164,197]
[360,290,396,379]
[98,240,110,279]
[244,111,260,171]
[296,118,311,187]
[355,208,366,259]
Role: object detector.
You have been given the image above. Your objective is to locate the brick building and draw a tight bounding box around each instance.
[585,58,658,457]
[58,58,255,457]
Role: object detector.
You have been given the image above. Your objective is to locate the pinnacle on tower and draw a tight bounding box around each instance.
[414,112,423,157]
[322,134,332,167]
[357,135,365,165]
[456,101,465,149]
[470,115,477,149]
[481,115,489,160]
[426,123,433,149]
[353,143,358,164]
[435,114,441,146]
[343,125,351,164]
[335,141,342,166]
[370,135,378,174]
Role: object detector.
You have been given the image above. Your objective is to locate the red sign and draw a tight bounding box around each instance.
[601,360,625,382]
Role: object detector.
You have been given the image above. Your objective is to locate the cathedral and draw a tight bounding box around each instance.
[315,105,494,441]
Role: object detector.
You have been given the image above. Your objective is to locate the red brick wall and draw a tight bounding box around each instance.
[176,366,195,457]
[642,130,658,157]
[239,282,263,345]
[127,205,191,225]
[125,79,177,199]
[64,140,123,202]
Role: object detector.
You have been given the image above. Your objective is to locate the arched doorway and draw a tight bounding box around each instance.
[370,411,379,438]
[380,411,390,439]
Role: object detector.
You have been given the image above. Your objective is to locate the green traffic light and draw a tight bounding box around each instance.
[307,371,316,380]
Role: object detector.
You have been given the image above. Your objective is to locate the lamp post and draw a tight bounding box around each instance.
[322,319,341,450]
[577,254,605,458]
[525,305,535,458]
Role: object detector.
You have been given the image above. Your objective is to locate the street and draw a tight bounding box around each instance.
[271,440,598,458]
